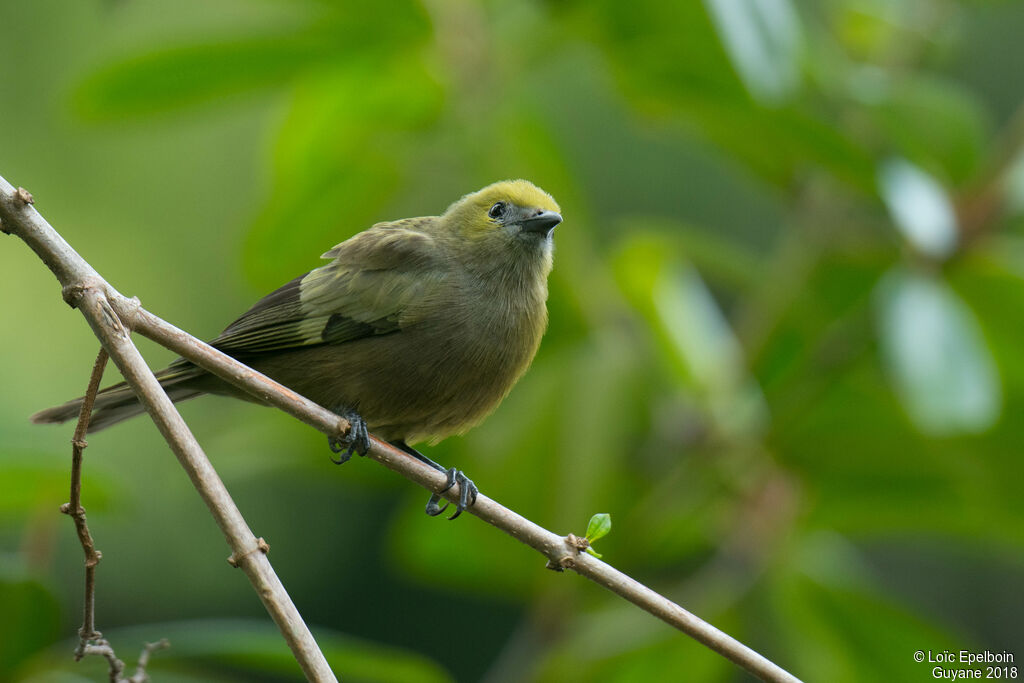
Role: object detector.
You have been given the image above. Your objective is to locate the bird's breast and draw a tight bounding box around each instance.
[344,259,551,443]
[433,292,538,379]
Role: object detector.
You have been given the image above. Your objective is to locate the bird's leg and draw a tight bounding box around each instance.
[327,409,370,465]
[390,440,479,520]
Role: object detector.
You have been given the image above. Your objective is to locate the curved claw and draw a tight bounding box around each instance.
[430,468,478,521]
[389,443,479,521]
[327,411,370,465]
[425,494,449,517]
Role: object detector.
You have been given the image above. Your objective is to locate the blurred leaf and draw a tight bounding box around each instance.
[875,267,1000,435]
[830,0,958,63]
[771,350,1022,542]
[956,238,1024,384]
[74,1,431,121]
[753,251,885,410]
[704,0,803,104]
[869,78,990,184]
[243,56,443,285]
[585,513,612,543]
[617,217,762,290]
[74,36,334,120]
[615,233,768,437]
[0,573,61,679]
[793,531,876,590]
[550,329,650,529]
[1006,150,1024,215]
[566,0,742,99]
[567,0,875,191]
[878,159,959,259]
[771,567,962,683]
[89,620,451,683]
[683,98,876,192]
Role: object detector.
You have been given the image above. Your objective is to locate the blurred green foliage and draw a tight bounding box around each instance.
[2,0,1023,680]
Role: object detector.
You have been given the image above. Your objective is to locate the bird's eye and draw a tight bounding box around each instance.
[488,202,506,220]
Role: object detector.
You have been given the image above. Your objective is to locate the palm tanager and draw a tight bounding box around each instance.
[33,179,563,519]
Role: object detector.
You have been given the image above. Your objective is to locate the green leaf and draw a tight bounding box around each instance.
[585,513,612,542]
[570,0,876,191]
[869,78,990,185]
[1006,151,1024,215]
[243,56,442,285]
[875,268,1001,435]
[878,159,958,259]
[614,234,768,437]
[616,217,763,290]
[74,36,335,120]
[704,0,803,104]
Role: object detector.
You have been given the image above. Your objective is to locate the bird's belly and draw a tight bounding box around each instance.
[252,318,540,444]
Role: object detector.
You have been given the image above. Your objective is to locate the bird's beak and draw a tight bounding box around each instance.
[520,210,562,236]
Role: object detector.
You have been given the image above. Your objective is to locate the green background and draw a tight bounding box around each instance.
[2,0,1023,681]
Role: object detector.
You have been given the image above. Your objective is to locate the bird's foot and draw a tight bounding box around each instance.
[425,468,479,520]
[328,410,370,465]
[390,441,479,520]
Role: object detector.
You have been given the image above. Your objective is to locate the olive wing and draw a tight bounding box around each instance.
[208,219,445,356]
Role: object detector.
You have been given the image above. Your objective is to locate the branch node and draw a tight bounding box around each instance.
[337,416,351,441]
[545,555,576,572]
[227,537,270,568]
[14,186,34,204]
[61,281,99,308]
[59,502,89,518]
[97,296,129,338]
[77,626,102,643]
[545,534,589,571]
[566,533,590,552]
[117,295,142,331]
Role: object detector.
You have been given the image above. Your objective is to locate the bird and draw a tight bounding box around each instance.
[33,180,562,519]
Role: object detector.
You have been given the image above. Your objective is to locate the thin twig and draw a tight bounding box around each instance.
[129,640,171,683]
[65,348,108,648]
[60,348,167,681]
[0,174,802,683]
[79,640,126,682]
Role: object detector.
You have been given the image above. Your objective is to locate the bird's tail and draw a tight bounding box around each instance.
[31,365,205,432]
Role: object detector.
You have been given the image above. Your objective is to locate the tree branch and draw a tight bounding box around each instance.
[0,175,337,682]
[1,174,802,683]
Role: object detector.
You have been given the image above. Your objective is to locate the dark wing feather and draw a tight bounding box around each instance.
[200,218,443,358]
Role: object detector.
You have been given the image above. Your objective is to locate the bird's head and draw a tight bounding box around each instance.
[443,180,562,250]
